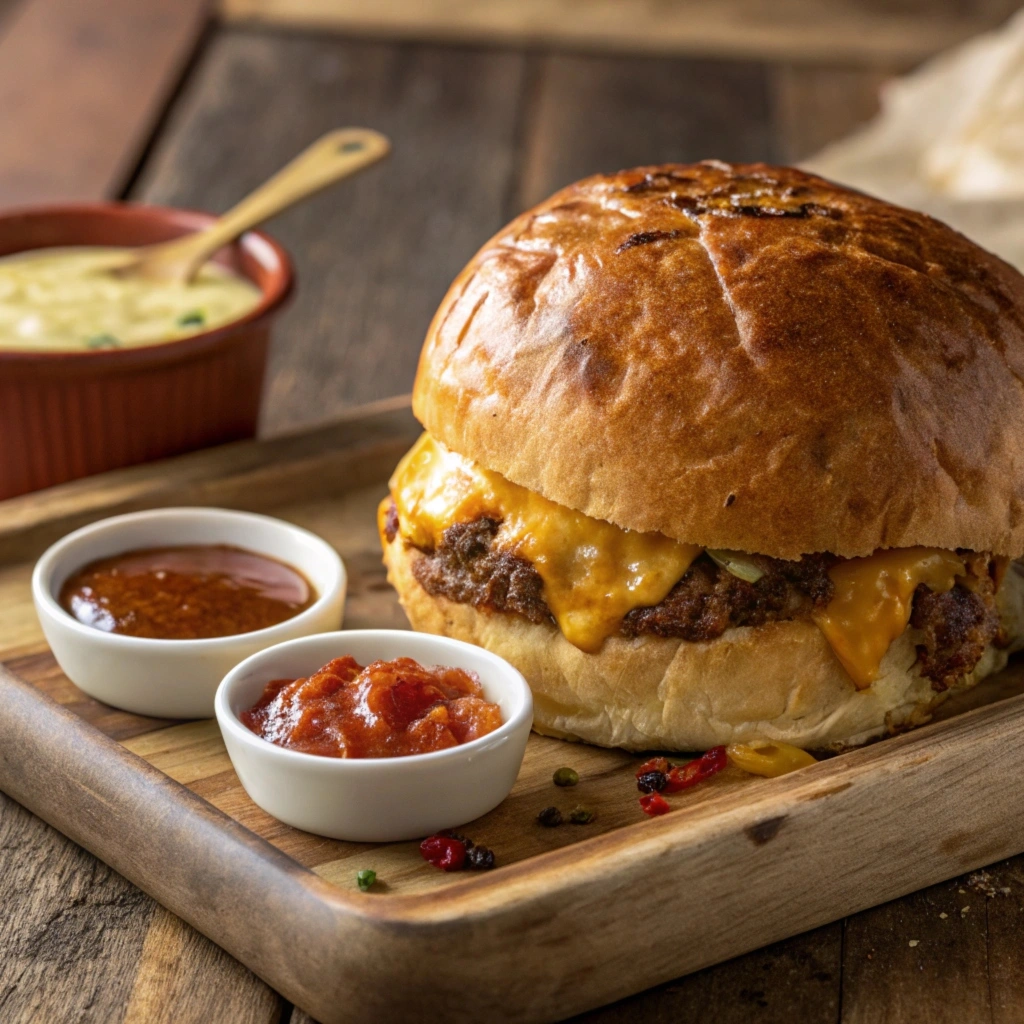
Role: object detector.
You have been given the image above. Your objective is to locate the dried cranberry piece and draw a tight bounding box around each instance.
[419,834,467,871]
[664,745,727,792]
[636,770,668,793]
[639,792,671,816]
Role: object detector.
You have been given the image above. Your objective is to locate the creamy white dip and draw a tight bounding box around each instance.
[0,247,262,352]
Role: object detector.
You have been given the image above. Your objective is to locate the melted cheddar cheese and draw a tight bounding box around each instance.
[390,434,701,651]
[389,434,983,687]
[811,548,966,689]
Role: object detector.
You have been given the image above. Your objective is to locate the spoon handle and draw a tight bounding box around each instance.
[145,127,390,281]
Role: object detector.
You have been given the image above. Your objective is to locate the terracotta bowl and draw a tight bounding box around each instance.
[0,204,293,501]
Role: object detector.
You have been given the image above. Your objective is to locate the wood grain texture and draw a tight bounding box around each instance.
[771,63,897,164]
[513,52,772,212]
[121,906,281,1024]
[570,924,842,1023]
[0,0,211,205]
[0,791,153,1024]
[840,863,1024,1024]
[5,407,1024,1021]
[132,29,527,436]
[0,396,419,566]
[219,0,1021,65]
[0,791,282,1024]
[7,649,1024,1023]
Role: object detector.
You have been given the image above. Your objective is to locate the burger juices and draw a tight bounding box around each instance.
[380,161,1024,752]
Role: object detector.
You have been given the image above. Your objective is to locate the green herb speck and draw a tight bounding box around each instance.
[356,869,377,892]
[569,806,595,825]
[86,334,120,349]
[176,310,206,327]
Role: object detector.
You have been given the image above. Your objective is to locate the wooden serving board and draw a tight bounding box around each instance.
[3,396,1024,1023]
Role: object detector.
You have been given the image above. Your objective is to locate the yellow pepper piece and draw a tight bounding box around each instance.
[726,740,817,778]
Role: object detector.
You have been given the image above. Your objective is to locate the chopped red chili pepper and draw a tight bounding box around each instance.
[664,745,727,793]
[635,757,670,778]
[639,792,671,816]
[419,834,467,871]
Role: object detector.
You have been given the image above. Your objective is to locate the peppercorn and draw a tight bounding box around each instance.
[356,869,377,891]
[569,805,595,824]
[439,829,473,849]
[553,766,579,787]
[537,806,563,827]
[466,845,496,870]
[637,769,668,793]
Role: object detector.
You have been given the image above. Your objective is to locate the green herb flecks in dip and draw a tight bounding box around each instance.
[0,247,261,352]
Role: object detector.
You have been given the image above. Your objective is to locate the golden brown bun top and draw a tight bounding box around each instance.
[413,162,1024,558]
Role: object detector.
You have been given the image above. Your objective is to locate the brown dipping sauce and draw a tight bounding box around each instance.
[59,544,316,640]
[242,656,504,758]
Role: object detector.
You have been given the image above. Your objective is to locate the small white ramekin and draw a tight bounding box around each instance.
[32,507,346,718]
[215,630,533,842]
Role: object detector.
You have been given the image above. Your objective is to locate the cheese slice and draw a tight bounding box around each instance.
[391,434,701,651]
[812,547,966,689]
[392,435,977,680]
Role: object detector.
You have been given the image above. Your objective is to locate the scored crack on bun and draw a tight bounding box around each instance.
[382,160,1024,751]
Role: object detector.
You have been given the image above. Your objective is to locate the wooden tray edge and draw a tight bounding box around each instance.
[5,656,1024,1023]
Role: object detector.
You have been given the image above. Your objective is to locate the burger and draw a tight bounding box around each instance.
[379,161,1024,752]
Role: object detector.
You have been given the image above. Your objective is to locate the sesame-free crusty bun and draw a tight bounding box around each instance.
[413,162,1024,560]
[384,534,1024,750]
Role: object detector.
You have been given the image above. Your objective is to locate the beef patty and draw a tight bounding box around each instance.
[388,504,1001,690]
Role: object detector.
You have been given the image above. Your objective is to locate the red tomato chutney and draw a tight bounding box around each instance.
[59,544,315,640]
[240,656,504,758]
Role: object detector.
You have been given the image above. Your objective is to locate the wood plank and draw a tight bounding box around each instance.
[0,791,282,1024]
[0,0,211,205]
[514,52,771,213]
[0,395,419,567]
[131,30,527,436]
[833,855,1024,1023]
[219,0,1022,66]
[121,906,281,1024]
[570,924,842,1023]
[770,63,897,164]
[984,858,1024,1022]
[0,790,153,1023]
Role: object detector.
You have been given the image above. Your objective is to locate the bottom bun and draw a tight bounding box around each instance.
[384,537,1024,751]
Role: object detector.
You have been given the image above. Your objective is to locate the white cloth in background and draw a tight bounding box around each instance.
[804,7,1024,270]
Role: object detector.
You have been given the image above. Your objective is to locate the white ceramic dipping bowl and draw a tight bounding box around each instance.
[33,507,346,718]
[215,630,533,842]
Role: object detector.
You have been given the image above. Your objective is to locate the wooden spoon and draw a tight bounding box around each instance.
[113,127,390,284]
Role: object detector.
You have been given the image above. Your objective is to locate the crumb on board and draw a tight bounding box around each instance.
[939,912,948,919]
[909,940,920,947]
[965,871,1012,899]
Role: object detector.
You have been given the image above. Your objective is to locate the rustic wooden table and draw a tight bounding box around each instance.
[2,1,1023,1020]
